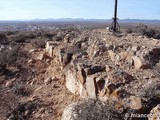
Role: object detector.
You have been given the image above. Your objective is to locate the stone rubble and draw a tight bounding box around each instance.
[43,29,160,120]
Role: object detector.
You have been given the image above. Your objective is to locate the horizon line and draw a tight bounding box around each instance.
[0,18,160,21]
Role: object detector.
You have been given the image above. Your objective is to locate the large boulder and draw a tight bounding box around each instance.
[65,68,80,94]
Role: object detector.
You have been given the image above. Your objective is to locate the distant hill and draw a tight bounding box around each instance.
[26,18,157,23]
[0,18,160,25]
[119,19,160,24]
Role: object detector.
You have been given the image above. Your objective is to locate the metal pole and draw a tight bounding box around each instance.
[113,0,118,32]
[109,0,120,32]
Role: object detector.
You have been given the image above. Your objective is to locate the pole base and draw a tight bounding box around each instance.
[109,19,120,33]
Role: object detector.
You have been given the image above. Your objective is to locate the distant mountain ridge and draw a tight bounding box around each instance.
[0,18,160,24]
[31,18,160,23]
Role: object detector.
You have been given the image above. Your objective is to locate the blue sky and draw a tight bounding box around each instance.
[0,0,160,20]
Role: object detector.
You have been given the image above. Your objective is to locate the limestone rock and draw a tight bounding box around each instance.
[105,65,112,72]
[5,79,15,88]
[45,41,56,57]
[29,49,37,53]
[48,46,54,57]
[148,104,160,120]
[87,42,97,60]
[59,49,73,68]
[119,51,129,60]
[119,51,133,61]
[37,53,50,60]
[128,96,142,110]
[99,83,117,101]
[44,77,52,85]
[87,41,106,60]
[65,69,80,94]
[131,46,140,52]
[86,75,97,98]
[108,50,117,62]
[28,59,36,64]
[64,33,74,43]
[35,86,43,92]
[87,65,106,75]
[107,71,134,84]
[76,64,86,84]
[45,41,52,53]
[132,56,143,69]
[110,89,127,101]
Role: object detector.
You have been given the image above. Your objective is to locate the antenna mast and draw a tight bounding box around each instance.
[110,0,120,32]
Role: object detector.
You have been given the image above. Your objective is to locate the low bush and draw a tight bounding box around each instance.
[134,24,160,39]
[31,38,46,48]
[0,33,8,44]
[11,82,33,97]
[0,42,27,70]
[6,101,36,120]
[0,91,19,119]
[125,28,133,34]
[0,44,20,67]
[63,99,123,120]
[0,90,36,120]
[9,32,37,43]
[43,32,56,39]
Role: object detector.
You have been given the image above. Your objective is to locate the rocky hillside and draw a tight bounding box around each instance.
[0,26,160,120]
